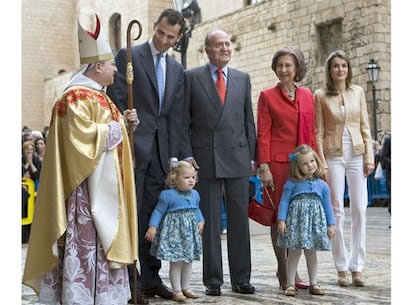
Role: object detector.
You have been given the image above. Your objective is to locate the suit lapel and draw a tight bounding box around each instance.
[225,68,237,107]
[138,43,158,93]
[135,42,164,114]
[164,54,177,107]
[196,65,223,112]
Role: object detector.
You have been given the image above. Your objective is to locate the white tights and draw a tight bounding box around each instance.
[169,261,193,293]
[287,249,318,286]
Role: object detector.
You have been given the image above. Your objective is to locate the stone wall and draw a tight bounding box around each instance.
[22,0,171,130]
[182,0,391,138]
[22,0,76,130]
[24,0,391,139]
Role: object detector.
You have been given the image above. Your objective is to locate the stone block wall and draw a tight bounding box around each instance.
[22,0,76,130]
[24,0,391,139]
[182,0,391,138]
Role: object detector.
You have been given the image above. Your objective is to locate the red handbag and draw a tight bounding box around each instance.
[248,185,276,226]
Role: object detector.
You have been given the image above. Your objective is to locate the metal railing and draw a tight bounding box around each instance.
[22,178,36,225]
[344,171,389,206]
[250,171,389,207]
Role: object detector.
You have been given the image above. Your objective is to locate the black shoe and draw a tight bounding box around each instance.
[128,289,149,304]
[144,283,173,300]
[205,285,221,296]
[232,282,255,294]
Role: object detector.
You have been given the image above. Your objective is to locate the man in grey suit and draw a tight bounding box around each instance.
[108,9,185,304]
[181,29,256,296]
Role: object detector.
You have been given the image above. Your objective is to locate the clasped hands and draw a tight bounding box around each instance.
[123,109,139,130]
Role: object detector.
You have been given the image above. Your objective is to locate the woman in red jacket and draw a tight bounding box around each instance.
[256,46,315,292]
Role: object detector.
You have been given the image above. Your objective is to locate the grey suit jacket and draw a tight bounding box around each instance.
[108,42,185,173]
[181,64,256,178]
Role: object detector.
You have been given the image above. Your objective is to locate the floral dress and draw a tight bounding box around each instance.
[149,189,203,263]
[276,178,334,251]
[277,193,332,250]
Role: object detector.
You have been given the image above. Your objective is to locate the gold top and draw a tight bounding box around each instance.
[127,62,134,84]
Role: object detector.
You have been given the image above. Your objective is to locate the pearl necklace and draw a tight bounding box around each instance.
[283,86,296,99]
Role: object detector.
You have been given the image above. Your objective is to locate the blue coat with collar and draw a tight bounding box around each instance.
[149,189,204,228]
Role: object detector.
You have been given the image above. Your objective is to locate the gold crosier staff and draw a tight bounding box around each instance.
[126,19,142,157]
[126,19,142,305]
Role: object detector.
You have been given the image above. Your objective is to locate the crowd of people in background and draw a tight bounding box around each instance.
[375,131,392,220]
[21,125,48,243]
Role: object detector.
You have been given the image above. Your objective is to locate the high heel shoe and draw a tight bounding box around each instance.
[337,271,349,287]
[352,272,365,287]
[278,271,309,289]
[295,279,310,289]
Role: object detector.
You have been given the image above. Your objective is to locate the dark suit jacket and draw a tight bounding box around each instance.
[181,64,256,178]
[380,136,391,184]
[108,42,184,173]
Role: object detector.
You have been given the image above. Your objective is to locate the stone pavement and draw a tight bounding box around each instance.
[21,207,391,305]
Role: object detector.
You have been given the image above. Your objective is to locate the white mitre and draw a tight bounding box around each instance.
[78,14,113,65]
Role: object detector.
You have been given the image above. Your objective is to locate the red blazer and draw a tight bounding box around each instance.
[256,84,315,164]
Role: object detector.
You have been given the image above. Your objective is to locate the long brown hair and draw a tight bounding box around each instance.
[324,50,353,96]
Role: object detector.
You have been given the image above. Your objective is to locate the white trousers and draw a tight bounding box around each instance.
[327,141,367,272]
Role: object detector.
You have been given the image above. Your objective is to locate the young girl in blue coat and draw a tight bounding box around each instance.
[277,144,335,297]
[145,161,205,302]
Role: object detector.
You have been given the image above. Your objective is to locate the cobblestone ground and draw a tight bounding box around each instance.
[22,207,391,305]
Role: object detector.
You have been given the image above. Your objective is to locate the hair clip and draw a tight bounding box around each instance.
[288,153,297,162]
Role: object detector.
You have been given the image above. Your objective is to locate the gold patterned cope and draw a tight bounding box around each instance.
[22,86,138,293]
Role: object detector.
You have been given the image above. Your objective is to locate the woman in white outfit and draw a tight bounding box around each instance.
[314,50,374,287]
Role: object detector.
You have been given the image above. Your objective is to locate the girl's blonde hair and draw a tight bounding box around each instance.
[166,160,197,188]
[288,144,324,182]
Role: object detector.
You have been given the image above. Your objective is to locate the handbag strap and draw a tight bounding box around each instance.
[263,186,276,210]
